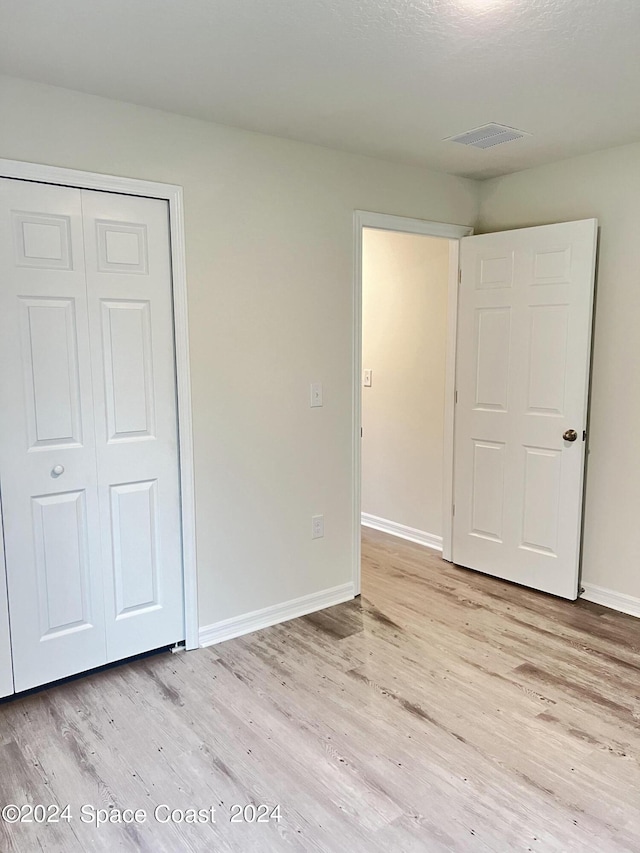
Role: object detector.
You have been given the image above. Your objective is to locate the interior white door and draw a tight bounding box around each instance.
[453,220,597,599]
[0,507,14,697]
[0,179,107,691]
[81,189,184,662]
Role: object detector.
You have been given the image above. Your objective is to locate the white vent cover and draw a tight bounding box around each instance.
[445,123,529,149]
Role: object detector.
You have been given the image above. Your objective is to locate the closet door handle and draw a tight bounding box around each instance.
[51,465,65,477]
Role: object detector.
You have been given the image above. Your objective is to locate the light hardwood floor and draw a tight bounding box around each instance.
[2,527,640,852]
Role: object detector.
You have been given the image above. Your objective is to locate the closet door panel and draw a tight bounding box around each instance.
[0,178,107,692]
[81,190,184,662]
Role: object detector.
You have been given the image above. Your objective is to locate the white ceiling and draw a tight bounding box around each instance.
[2,0,640,179]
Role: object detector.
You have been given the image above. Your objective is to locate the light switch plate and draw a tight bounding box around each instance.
[363,369,372,387]
[310,382,323,407]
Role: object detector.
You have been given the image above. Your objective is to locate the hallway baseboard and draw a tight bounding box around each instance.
[361,512,442,552]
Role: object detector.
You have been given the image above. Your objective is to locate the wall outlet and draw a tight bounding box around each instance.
[363,369,372,387]
[310,382,323,407]
[311,514,324,539]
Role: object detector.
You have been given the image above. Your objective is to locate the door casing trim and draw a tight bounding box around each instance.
[352,210,473,592]
[0,158,199,650]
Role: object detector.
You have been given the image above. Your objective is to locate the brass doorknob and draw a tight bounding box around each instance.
[563,429,578,442]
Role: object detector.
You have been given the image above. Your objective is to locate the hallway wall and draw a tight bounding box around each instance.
[361,229,450,539]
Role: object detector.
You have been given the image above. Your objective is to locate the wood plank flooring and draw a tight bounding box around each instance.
[2,527,640,851]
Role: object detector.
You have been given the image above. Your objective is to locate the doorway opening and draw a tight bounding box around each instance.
[354,212,598,603]
[361,228,451,549]
[352,212,472,594]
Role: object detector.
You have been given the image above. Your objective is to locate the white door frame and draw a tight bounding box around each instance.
[352,211,473,593]
[0,159,199,650]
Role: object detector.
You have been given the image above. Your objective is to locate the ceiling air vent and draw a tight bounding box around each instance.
[445,123,529,149]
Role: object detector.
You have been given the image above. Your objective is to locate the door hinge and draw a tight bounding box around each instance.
[452,504,455,517]
[459,268,462,284]
[361,427,363,438]
[583,430,587,442]
[455,390,458,404]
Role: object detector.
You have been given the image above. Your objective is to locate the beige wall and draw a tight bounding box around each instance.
[0,75,479,628]
[362,229,449,536]
[478,142,640,601]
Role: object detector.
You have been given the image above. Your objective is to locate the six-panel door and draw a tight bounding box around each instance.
[453,220,597,599]
[82,190,184,663]
[0,178,184,693]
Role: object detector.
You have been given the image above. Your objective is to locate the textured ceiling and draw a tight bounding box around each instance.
[2,0,640,178]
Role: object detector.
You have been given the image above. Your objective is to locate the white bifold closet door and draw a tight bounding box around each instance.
[0,178,184,694]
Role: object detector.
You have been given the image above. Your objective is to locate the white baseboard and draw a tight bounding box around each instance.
[199,582,355,647]
[361,512,442,552]
[580,583,640,618]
